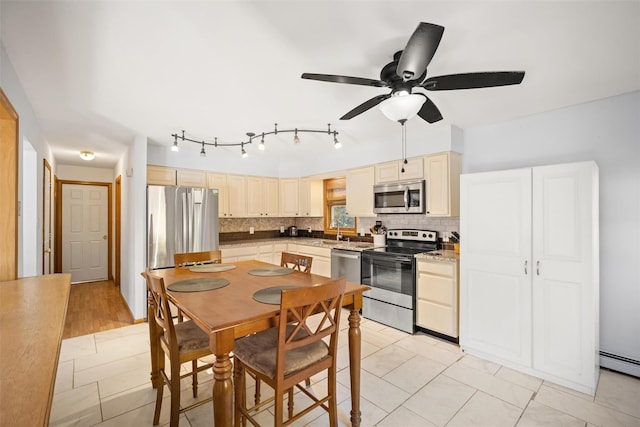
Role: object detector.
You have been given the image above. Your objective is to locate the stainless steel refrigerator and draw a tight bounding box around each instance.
[147,185,219,269]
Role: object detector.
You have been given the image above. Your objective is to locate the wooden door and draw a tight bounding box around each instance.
[61,183,109,283]
[0,88,18,280]
[460,167,533,366]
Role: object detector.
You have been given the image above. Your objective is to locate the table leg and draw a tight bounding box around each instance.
[212,329,234,426]
[348,308,362,427]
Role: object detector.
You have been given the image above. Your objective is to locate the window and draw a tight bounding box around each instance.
[324,177,356,235]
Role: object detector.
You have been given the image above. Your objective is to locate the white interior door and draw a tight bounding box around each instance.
[62,184,108,283]
[460,168,533,366]
[43,160,52,274]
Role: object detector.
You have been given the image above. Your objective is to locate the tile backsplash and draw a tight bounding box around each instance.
[220,214,459,240]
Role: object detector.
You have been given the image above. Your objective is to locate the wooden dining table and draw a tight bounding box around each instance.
[149,259,369,427]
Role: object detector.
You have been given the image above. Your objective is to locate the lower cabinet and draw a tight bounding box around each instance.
[416,258,459,339]
[220,245,258,262]
[288,243,331,277]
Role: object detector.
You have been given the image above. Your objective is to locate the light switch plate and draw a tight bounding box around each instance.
[249,227,254,234]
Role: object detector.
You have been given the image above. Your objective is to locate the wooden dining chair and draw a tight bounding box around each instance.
[233,277,346,427]
[143,269,214,427]
[280,252,313,273]
[174,250,222,268]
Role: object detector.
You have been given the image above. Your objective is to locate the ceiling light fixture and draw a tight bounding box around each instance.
[171,123,340,158]
[79,150,95,161]
[379,93,426,122]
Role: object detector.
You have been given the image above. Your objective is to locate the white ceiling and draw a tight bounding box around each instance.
[1,1,639,169]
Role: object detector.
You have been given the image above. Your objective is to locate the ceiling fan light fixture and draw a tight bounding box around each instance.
[379,94,426,122]
[79,150,95,161]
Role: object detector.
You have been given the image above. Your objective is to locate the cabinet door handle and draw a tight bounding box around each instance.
[536,261,540,276]
[524,260,528,275]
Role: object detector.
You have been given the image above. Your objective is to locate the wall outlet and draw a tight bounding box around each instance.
[280,226,285,233]
[249,227,254,234]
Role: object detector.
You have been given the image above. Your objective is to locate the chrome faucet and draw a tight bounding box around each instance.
[336,225,342,241]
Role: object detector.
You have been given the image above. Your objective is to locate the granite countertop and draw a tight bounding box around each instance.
[416,249,459,263]
[220,237,379,251]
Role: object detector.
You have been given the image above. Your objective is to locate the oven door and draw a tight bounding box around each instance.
[361,252,415,296]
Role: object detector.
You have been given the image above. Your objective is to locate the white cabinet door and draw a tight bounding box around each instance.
[425,152,461,217]
[531,162,599,388]
[299,178,323,217]
[207,173,229,217]
[177,169,206,187]
[147,166,176,186]
[460,167,533,366]
[279,178,300,217]
[346,166,375,217]
[263,177,279,216]
[226,175,247,217]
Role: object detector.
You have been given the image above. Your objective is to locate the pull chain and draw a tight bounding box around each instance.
[400,119,407,173]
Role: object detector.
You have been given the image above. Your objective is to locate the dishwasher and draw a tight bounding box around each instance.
[331,248,361,283]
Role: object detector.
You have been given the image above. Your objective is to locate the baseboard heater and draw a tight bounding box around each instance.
[600,351,640,378]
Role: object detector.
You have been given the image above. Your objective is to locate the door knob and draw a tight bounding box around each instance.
[45,247,51,253]
[103,235,107,240]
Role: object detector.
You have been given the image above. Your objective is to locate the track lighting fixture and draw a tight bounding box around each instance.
[171,123,340,158]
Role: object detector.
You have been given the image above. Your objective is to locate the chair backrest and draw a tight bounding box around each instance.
[276,277,346,380]
[174,250,222,268]
[143,269,177,351]
[280,252,313,273]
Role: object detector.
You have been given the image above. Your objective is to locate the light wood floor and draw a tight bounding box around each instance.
[62,280,135,339]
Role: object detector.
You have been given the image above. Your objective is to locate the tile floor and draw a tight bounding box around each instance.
[50,314,640,427]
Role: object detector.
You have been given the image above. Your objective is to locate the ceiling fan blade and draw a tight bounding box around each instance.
[301,73,387,87]
[396,22,445,82]
[422,71,525,90]
[416,94,443,123]
[340,94,391,120]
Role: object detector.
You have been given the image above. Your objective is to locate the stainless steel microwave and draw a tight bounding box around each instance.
[373,180,425,214]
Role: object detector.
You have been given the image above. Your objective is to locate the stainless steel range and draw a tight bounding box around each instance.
[361,229,438,333]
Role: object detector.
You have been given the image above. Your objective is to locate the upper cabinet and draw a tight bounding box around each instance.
[226,174,247,217]
[247,176,279,217]
[375,157,424,183]
[177,169,206,187]
[346,166,375,217]
[147,165,176,186]
[425,152,461,217]
[299,178,323,217]
[207,172,229,218]
[279,178,300,217]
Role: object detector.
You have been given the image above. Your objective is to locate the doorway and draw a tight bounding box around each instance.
[43,159,52,274]
[55,180,112,283]
[21,138,37,277]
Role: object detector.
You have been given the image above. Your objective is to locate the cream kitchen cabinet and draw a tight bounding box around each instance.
[288,243,331,277]
[147,165,176,186]
[375,157,424,183]
[299,178,323,217]
[226,174,247,217]
[460,161,599,395]
[416,257,459,339]
[247,176,279,217]
[220,245,258,262]
[207,172,229,217]
[346,166,375,217]
[424,152,461,217]
[279,178,300,217]
[177,169,206,187]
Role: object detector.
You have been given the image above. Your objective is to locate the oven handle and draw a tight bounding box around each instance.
[363,253,413,264]
[403,186,409,211]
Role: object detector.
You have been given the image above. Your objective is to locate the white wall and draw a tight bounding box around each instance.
[56,164,114,182]
[462,90,640,370]
[1,42,56,277]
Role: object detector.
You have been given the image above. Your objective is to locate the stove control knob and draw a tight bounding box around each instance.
[422,233,427,238]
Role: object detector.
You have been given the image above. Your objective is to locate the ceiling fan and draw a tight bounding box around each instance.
[301,22,525,124]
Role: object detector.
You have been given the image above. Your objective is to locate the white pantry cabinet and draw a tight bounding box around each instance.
[425,152,461,217]
[460,161,599,395]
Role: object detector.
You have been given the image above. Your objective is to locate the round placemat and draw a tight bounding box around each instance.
[248,267,295,277]
[167,278,230,292]
[189,264,236,273]
[253,285,300,305]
